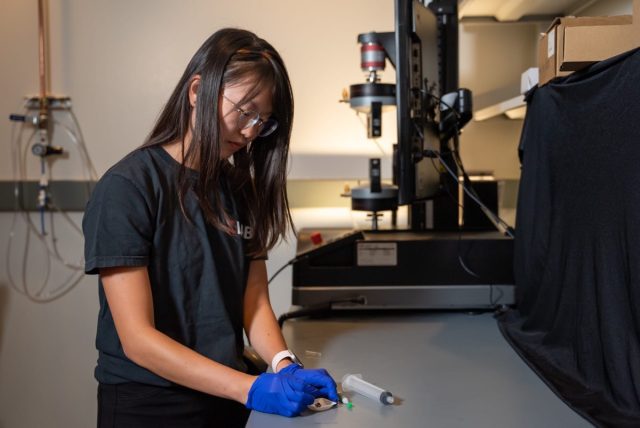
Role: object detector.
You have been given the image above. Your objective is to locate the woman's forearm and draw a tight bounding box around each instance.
[125,325,256,403]
[243,260,291,372]
[101,266,256,404]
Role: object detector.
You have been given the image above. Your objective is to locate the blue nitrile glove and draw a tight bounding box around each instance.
[279,363,340,402]
[245,371,315,417]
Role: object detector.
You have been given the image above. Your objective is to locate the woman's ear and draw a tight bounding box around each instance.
[188,75,201,107]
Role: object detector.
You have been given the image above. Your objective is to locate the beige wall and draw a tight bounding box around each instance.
[0,0,397,181]
[581,0,633,16]
[460,21,539,179]
[1,1,535,182]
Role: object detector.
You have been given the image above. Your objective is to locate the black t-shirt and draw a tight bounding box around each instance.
[83,145,250,385]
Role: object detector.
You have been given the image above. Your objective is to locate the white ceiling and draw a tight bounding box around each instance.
[458,0,599,21]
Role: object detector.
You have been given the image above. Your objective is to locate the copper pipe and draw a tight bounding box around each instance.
[37,0,48,116]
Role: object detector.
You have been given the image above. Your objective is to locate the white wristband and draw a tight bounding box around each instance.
[271,350,301,373]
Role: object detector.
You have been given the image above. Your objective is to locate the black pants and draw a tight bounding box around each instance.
[98,383,250,428]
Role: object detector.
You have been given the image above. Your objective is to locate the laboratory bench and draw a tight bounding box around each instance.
[246,311,590,427]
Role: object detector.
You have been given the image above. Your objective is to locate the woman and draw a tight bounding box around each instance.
[83,28,339,427]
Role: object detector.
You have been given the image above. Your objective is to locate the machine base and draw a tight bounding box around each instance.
[292,228,515,310]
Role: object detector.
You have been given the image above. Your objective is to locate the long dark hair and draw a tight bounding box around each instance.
[142,28,294,255]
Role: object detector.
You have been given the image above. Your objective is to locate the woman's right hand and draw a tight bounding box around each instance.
[245,372,315,417]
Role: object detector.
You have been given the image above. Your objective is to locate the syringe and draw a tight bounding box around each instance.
[342,373,394,405]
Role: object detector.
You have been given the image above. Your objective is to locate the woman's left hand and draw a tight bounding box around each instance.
[279,364,340,402]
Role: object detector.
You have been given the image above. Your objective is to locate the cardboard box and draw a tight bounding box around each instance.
[538,0,640,86]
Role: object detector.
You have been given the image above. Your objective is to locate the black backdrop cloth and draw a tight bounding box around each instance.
[499,48,640,428]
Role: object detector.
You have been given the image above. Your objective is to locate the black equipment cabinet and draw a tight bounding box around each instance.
[292,229,515,310]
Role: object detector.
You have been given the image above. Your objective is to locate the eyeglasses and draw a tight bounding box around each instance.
[222,95,278,138]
